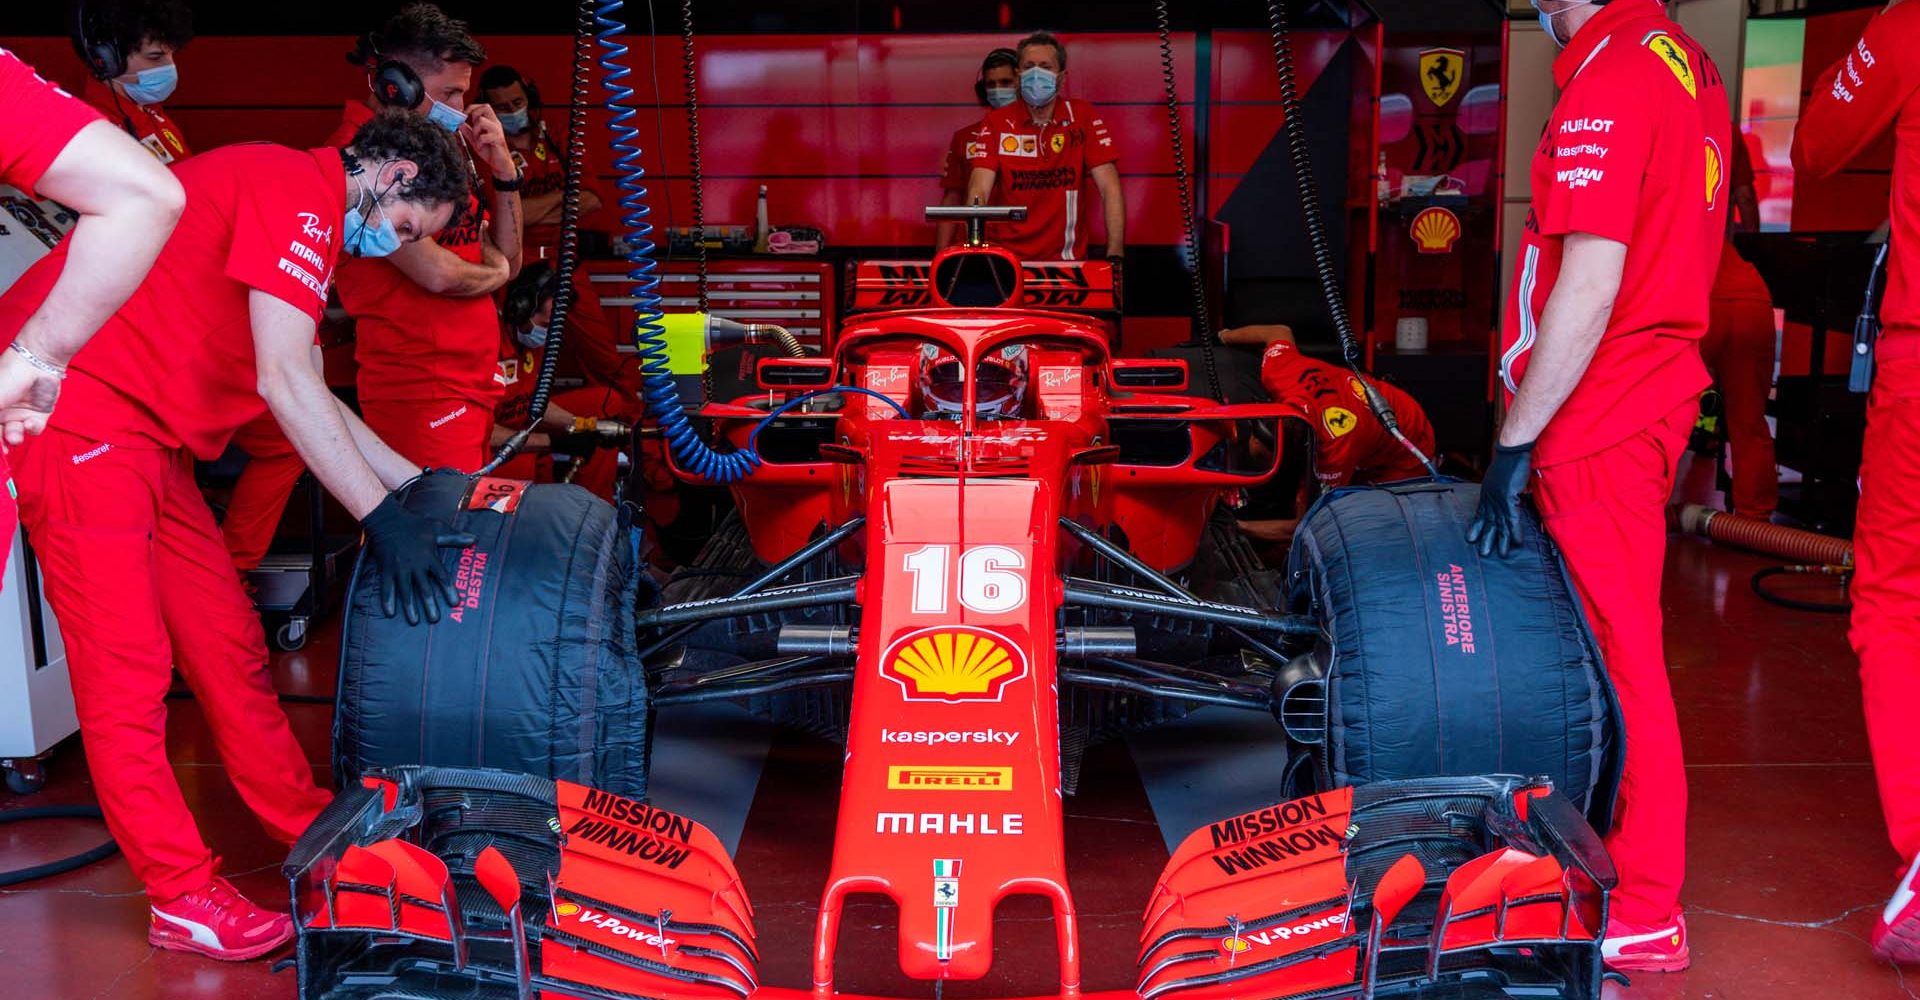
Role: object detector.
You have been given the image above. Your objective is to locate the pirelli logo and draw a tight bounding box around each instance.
[887,765,1013,791]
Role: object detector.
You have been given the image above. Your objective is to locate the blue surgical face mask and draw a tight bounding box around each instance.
[1532,0,1587,48]
[516,323,550,350]
[499,108,532,134]
[345,191,403,258]
[984,85,1017,109]
[122,63,178,105]
[427,98,466,133]
[1019,66,1058,107]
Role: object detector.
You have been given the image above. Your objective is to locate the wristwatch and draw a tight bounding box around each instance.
[492,166,525,192]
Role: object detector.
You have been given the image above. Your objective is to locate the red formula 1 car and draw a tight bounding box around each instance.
[291,219,1615,1000]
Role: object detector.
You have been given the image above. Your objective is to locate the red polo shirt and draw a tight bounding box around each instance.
[941,120,984,193]
[1260,341,1434,487]
[1500,0,1727,466]
[1795,1,1920,368]
[0,143,345,459]
[965,98,1119,261]
[80,77,190,165]
[327,101,500,409]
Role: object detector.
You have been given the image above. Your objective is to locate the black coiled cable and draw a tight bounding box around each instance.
[1153,0,1221,401]
[479,0,597,473]
[1264,0,1439,477]
[682,0,709,317]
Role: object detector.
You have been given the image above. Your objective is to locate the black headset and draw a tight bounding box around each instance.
[504,260,560,330]
[72,0,126,81]
[973,48,1018,107]
[350,32,426,109]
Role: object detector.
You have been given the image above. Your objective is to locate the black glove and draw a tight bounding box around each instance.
[360,492,477,626]
[1466,441,1534,559]
[1106,254,1125,312]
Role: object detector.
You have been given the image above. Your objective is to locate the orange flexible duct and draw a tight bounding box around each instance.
[1675,505,1853,567]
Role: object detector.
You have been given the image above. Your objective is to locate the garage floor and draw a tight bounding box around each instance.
[0,531,1909,998]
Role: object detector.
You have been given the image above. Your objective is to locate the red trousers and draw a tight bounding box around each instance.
[1701,296,1779,517]
[220,414,306,573]
[360,397,491,474]
[1533,400,1696,925]
[1852,358,1920,864]
[12,429,331,901]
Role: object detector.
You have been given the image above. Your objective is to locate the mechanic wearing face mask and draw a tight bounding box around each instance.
[935,47,1018,251]
[479,64,605,260]
[1792,0,1920,963]
[490,261,637,496]
[332,3,523,472]
[1465,0,1728,973]
[964,30,1125,263]
[72,0,193,164]
[0,110,474,961]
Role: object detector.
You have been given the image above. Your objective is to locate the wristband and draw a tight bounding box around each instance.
[8,341,66,380]
[492,169,525,192]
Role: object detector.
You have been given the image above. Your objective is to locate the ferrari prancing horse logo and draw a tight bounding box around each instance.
[1419,48,1465,107]
[1644,32,1697,99]
[1323,406,1359,438]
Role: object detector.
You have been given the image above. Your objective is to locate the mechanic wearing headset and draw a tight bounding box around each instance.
[0,110,474,961]
[935,47,1018,251]
[964,30,1125,263]
[1467,0,1728,973]
[480,64,605,260]
[1792,0,1920,963]
[71,0,192,164]
[0,49,182,584]
[332,3,524,472]
[490,262,637,496]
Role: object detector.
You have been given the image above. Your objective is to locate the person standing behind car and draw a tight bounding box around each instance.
[71,0,193,164]
[964,30,1124,263]
[479,63,604,260]
[935,47,1018,251]
[331,3,524,472]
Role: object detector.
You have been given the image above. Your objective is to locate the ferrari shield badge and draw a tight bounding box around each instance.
[1419,48,1465,107]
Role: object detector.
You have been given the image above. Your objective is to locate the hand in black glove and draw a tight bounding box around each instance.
[1466,441,1534,559]
[360,492,477,626]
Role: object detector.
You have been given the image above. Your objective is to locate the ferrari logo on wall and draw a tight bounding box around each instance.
[1410,207,1461,254]
[881,625,1029,702]
[1419,48,1465,107]
[1704,137,1724,209]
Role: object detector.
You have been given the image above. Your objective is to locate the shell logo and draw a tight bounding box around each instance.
[1002,135,1020,153]
[1219,935,1251,955]
[1704,137,1723,210]
[554,902,581,917]
[880,625,1029,703]
[1410,207,1461,254]
[1348,376,1368,402]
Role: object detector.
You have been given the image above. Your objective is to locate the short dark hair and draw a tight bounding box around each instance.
[349,3,486,74]
[479,64,525,94]
[101,0,194,56]
[975,48,1017,107]
[1015,30,1066,72]
[347,109,470,229]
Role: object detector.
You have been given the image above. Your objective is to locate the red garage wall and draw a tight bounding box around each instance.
[6,31,1355,250]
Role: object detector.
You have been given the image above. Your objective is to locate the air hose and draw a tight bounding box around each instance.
[1675,504,1853,613]
[479,0,597,474]
[1263,0,1440,478]
[0,805,120,888]
[1153,0,1222,401]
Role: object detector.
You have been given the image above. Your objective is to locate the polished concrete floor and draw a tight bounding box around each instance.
[0,533,1910,998]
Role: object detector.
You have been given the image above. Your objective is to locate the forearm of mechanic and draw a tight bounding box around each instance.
[251,291,388,519]
[1219,324,1295,347]
[966,166,996,208]
[1498,233,1626,446]
[490,423,549,451]
[935,188,965,250]
[333,394,427,489]
[488,186,525,278]
[523,189,564,229]
[10,121,184,365]
[387,236,511,297]
[1092,163,1124,257]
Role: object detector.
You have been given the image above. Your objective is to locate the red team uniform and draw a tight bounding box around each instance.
[329,101,500,471]
[1703,145,1777,518]
[940,121,984,196]
[79,76,190,164]
[1501,0,1727,934]
[0,141,339,901]
[0,51,103,584]
[965,97,1118,261]
[492,270,640,496]
[1793,3,1920,954]
[1259,340,1434,487]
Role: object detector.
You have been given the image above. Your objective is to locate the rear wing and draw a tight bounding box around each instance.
[848,258,1118,314]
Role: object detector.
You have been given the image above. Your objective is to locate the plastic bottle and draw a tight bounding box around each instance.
[753,185,771,253]
[1376,152,1390,205]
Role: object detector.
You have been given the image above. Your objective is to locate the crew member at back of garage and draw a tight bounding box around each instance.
[935,47,1017,251]
[1468,0,1728,974]
[964,30,1124,263]
[73,0,194,165]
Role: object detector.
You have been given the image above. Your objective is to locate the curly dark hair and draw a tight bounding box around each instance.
[346,110,470,229]
[1015,30,1067,71]
[346,2,485,74]
[88,0,193,58]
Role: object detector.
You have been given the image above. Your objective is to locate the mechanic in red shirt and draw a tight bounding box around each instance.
[1468,0,1728,972]
[333,4,524,472]
[935,47,1018,251]
[1793,0,1920,962]
[1702,135,1777,517]
[490,262,636,495]
[0,49,183,585]
[1224,326,1436,486]
[479,64,605,260]
[964,31,1124,263]
[0,111,474,961]
[72,0,193,165]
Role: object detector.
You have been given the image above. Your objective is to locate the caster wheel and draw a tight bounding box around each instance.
[274,620,309,652]
[6,760,47,795]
